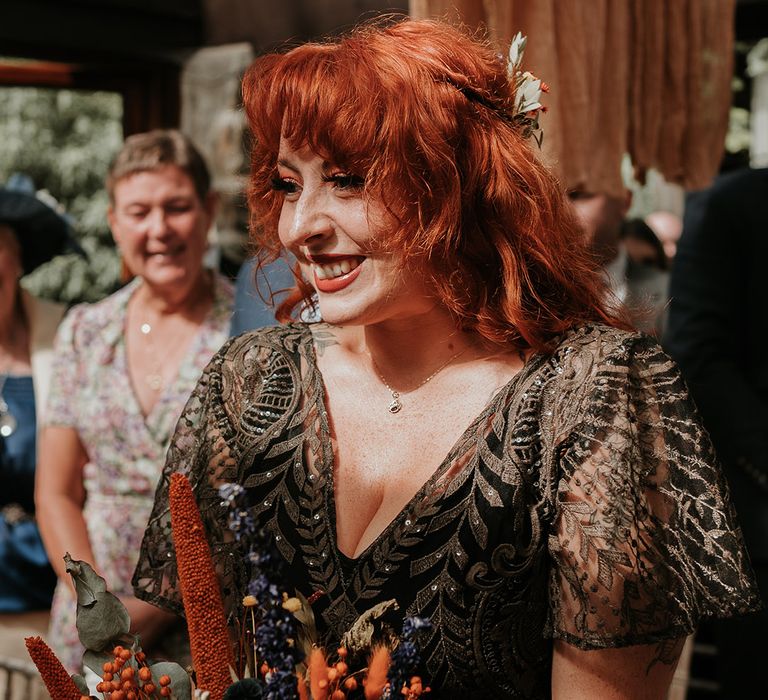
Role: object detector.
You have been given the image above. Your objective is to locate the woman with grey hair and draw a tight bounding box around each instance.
[36,131,233,672]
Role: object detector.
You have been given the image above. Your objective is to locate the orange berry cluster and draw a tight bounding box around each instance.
[169,473,234,700]
[308,647,362,700]
[396,675,431,699]
[361,648,431,700]
[24,636,82,700]
[94,646,172,699]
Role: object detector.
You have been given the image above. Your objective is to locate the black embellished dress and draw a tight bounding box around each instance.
[133,323,760,699]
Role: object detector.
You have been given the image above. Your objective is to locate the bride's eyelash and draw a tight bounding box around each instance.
[322,173,365,190]
[270,176,297,193]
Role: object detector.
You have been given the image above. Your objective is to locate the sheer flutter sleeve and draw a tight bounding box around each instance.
[132,331,283,620]
[547,331,760,649]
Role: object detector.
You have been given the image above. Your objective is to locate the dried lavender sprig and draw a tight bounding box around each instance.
[219,484,303,700]
[220,483,258,543]
[385,617,433,699]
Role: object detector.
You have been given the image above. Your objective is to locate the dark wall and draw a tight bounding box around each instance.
[0,0,203,64]
[203,0,409,50]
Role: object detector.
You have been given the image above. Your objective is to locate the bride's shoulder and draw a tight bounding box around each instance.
[204,322,313,398]
[531,324,670,418]
[220,322,314,364]
[550,324,664,372]
[189,324,311,433]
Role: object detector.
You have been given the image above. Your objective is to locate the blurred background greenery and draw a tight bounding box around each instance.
[0,86,123,304]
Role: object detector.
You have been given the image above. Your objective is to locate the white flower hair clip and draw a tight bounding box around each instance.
[507,32,547,146]
[442,31,548,146]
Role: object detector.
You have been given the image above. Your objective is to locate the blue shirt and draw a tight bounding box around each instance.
[0,375,56,611]
[230,258,295,336]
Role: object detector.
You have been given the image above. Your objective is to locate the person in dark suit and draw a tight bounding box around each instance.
[663,167,768,698]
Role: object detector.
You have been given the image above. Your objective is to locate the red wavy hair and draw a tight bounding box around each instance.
[242,17,626,352]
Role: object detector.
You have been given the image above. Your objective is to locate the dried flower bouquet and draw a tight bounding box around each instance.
[26,474,431,700]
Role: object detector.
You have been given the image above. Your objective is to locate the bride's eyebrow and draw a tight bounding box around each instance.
[275,158,299,173]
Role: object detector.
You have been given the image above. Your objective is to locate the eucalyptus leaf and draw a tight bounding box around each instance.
[71,673,90,695]
[65,553,107,607]
[341,599,399,655]
[76,590,131,651]
[149,661,192,699]
[83,649,113,676]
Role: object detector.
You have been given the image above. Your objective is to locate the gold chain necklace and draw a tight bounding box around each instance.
[371,347,467,414]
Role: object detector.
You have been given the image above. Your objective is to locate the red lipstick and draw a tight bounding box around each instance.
[313,263,362,293]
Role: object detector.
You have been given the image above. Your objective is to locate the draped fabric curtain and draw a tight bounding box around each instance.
[411,0,736,196]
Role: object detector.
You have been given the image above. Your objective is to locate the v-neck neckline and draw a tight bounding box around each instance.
[303,328,544,577]
[121,278,217,430]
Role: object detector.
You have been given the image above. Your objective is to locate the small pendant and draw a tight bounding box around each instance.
[146,373,164,391]
[0,410,17,438]
[388,392,402,414]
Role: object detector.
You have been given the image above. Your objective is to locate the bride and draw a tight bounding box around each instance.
[135,19,759,699]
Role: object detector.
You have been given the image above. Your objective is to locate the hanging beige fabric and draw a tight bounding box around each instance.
[410,0,736,196]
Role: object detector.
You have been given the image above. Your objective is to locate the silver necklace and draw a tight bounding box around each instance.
[139,322,164,392]
[371,347,467,414]
[0,374,17,438]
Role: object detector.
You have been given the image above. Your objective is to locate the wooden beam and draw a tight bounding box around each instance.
[0,61,78,88]
[0,0,203,64]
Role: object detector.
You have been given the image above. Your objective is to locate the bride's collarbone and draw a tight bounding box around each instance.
[330,390,479,482]
[332,368,503,429]
[321,352,523,470]
[333,386,472,436]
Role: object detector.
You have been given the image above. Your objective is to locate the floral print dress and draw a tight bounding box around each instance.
[44,275,233,672]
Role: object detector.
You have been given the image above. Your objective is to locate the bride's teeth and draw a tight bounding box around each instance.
[314,258,361,280]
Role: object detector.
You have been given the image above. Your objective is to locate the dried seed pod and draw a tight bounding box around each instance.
[24,636,82,700]
[170,473,234,699]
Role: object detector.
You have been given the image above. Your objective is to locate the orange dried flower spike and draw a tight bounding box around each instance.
[169,472,234,700]
[297,672,310,700]
[363,646,391,700]
[24,636,82,700]
[309,647,330,700]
